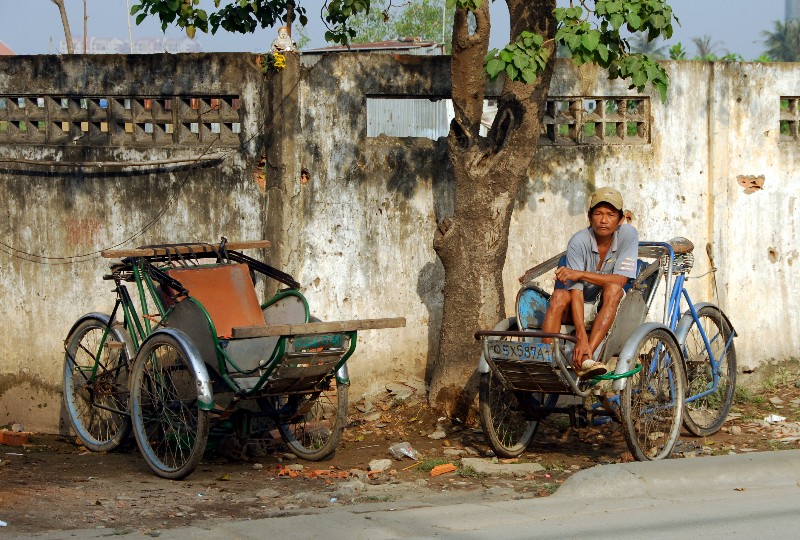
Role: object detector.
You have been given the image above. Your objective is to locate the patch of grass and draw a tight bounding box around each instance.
[766,440,785,451]
[551,416,571,431]
[417,458,454,472]
[735,386,764,404]
[457,465,484,479]
[760,366,796,393]
[363,495,393,502]
[531,482,559,495]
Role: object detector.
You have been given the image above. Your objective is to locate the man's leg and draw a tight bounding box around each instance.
[541,288,571,341]
[587,283,624,355]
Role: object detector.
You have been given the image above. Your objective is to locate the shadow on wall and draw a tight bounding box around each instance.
[518,149,605,216]
[417,260,445,386]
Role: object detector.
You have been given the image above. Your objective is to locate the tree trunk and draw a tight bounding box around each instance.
[429,0,556,419]
[51,0,75,54]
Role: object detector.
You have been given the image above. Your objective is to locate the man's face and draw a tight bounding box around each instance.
[589,203,623,239]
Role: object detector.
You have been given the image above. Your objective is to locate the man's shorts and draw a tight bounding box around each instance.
[583,289,625,328]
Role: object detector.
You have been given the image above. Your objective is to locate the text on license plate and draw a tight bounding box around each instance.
[488,339,552,362]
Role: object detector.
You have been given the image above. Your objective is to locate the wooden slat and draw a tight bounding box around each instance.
[101,240,271,258]
[519,252,566,284]
[232,317,407,338]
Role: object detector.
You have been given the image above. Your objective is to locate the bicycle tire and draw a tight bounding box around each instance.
[277,380,348,461]
[63,316,132,452]
[682,306,736,437]
[130,332,209,479]
[478,318,552,458]
[621,327,685,461]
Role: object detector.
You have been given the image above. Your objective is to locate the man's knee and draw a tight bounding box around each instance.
[548,289,570,311]
[601,283,624,305]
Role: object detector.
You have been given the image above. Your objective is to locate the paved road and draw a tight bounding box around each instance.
[20,450,800,539]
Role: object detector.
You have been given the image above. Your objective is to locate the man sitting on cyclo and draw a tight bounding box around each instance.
[541,187,638,379]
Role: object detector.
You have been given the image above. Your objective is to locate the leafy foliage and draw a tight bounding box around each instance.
[485,0,676,100]
[131,0,675,100]
[668,42,686,60]
[691,35,725,59]
[761,20,800,62]
[344,0,454,49]
[485,32,550,84]
[131,0,308,38]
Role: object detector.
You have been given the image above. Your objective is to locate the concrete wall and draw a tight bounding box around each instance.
[1,53,798,432]
[0,54,274,432]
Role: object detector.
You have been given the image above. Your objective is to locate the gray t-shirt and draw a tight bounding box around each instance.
[565,223,639,301]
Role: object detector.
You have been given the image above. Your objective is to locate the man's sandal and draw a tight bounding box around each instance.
[578,359,608,379]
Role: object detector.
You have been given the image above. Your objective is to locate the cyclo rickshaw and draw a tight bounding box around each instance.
[63,239,404,479]
[475,238,737,461]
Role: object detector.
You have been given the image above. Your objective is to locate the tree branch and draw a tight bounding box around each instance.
[51,0,74,54]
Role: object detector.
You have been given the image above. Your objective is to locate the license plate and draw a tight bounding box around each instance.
[487,339,552,362]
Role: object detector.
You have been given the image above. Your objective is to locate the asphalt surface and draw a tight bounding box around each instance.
[17,450,800,540]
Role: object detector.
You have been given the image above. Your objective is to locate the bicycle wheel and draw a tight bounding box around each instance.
[682,306,737,437]
[479,370,551,458]
[63,316,132,452]
[277,379,348,461]
[130,333,210,479]
[621,328,685,461]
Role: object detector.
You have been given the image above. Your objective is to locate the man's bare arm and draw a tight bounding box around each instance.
[555,267,628,288]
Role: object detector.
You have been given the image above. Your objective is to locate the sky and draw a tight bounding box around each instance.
[0,1,788,60]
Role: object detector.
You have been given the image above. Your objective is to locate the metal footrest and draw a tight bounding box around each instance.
[476,330,592,398]
[492,357,575,394]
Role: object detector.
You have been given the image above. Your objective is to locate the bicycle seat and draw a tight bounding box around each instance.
[668,237,694,254]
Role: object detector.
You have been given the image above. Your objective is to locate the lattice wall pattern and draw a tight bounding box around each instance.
[0,95,242,146]
[540,97,650,146]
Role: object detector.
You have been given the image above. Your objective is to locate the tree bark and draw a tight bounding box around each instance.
[51,0,75,54]
[429,0,556,419]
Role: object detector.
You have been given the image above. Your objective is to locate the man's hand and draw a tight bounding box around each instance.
[555,266,582,285]
[572,337,592,370]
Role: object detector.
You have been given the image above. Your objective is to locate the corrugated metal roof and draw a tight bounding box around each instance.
[301,38,443,66]
[304,38,440,54]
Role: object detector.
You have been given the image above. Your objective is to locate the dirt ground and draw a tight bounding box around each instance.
[2,370,800,537]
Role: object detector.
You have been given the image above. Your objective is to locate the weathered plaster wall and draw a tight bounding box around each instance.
[0,54,272,432]
[296,55,800,397]
[0,53,797,433]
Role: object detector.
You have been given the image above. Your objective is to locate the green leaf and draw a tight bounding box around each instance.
[186,25,196,39]
[650,14,665,29]
[446,0,457,8]
[135,12,147,25]
[521,67,537,84]
[486,58,505,78]
[506,63,519,80]
[581,31,600,51]
[610,13,624,30]
[130,3,142,15]
[568,33,581,50]
[597,43,609,63]
[628,13,641,30]
[632,70,647,88]
[513,52,529,69]
[655,80,668,102]
[499,49,514,62]
[167,0,180,11]
[196,9,207,22]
